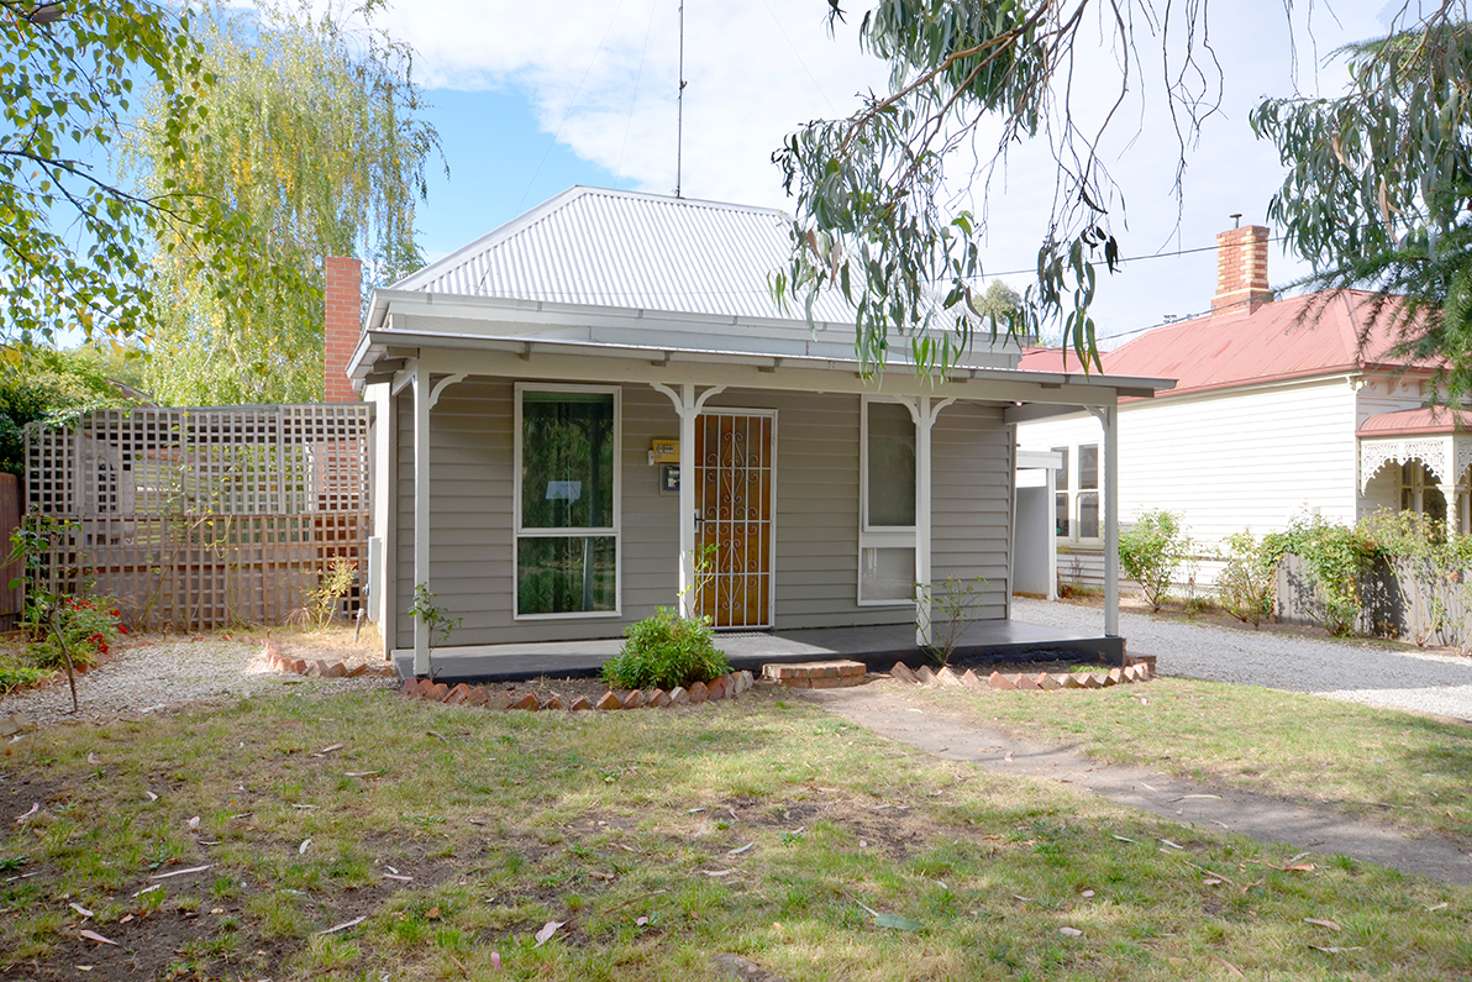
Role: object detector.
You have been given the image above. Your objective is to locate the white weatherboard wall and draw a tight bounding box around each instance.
[1020,376,1361,588]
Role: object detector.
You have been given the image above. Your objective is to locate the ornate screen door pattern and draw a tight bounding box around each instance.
[695,411,774,629]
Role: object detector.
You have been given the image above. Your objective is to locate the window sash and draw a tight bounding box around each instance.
[513,384,621,619]
[862,399,917,531]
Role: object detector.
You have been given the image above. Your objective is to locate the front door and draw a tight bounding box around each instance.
[694,410,775,629]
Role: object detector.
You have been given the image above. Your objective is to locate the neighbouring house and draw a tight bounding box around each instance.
[327,186,1172,677]
[1017,222,1451,592]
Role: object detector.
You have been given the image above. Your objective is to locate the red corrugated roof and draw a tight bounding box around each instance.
[1018,291,1436,397]
[1358,406,1472,437]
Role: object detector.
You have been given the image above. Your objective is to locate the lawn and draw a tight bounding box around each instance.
[914,676,1472,844]
[2,688,1470,979]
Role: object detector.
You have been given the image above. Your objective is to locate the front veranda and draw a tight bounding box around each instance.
[360,338,1165,681]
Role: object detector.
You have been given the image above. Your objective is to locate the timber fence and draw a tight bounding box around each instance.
[25,404,371,630]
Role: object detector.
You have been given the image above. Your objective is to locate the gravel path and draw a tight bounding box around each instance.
[1013,598,1472,721]
[1,637,392,728]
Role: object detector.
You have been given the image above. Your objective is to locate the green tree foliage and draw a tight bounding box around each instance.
[778,3,1471,380]
[0,1,259,343]
[773,1,1227,375]
[0,345,137,475]
[129,1,440,405]
[1251,6,1472,400]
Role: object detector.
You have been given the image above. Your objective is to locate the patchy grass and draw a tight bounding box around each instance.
[0,689,1469,979]
[917,677,1472,844]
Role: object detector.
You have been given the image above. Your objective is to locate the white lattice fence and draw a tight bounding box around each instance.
[25,405,371,629]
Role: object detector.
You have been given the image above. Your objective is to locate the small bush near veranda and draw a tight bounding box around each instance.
[1217,531,1276,627]
[1118,510,1190,611]
[602,607,731,691]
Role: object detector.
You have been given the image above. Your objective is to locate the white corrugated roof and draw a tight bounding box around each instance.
[393,186,859,323]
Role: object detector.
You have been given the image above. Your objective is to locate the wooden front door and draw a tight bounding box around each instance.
[695,411,775,629]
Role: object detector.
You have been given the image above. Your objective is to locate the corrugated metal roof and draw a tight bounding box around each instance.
[1018,291,1437,397]
[393,186,859,323]
[1358,406,1472,437]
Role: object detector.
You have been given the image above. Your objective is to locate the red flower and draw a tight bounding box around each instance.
[97,642,109,655]
[117,624,129,634]
[110,609,121,618]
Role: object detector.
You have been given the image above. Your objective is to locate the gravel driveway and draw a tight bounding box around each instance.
[1,636,392,729]
[1013,597,1472,721]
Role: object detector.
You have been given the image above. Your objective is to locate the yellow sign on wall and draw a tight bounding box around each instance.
[649,438,679,464]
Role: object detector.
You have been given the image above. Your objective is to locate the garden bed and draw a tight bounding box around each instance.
[399,670,758,711]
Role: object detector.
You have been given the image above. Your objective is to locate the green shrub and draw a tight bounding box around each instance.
[0,656,47,694]
[1216,531,1276,627]
[1263,516,1378,635]
[602,608,731,691]
[1118,510,1190,611]
[24,594,126,671]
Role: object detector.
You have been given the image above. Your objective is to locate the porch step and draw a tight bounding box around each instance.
[762,660,867,689]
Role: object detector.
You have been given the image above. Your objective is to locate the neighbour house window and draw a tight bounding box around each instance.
[1400,460,1448,528]
[859,399,917,604]
[515,386,620,617]
[1052,446,1070,537]
[1055,442,1101,542]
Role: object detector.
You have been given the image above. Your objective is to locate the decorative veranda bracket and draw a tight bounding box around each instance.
[1358,434,1462,492]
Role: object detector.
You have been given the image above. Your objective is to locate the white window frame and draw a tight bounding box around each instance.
[1055,440,1103,546]
[512,382,622,620]
[857,395,917,607]
[1400,460,1449,528]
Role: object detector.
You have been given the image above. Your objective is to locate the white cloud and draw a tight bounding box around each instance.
[369,0,1401,339]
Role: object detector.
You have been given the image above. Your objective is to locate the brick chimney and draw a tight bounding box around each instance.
[323,256,362,402]
[1211,224,1273,315]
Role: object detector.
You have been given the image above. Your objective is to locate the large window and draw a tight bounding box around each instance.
[514,385,620,618]
[1055,441,1101,543]
[859,399,917,604]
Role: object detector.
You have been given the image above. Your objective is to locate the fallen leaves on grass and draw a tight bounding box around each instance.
[727,842,754,856]
[298,838,311,855]
[317,915,366,935]
[1059,926,1084,938]
[149,864,212,880]
[534,920,564,947]
[855,899,920,932]
[78,929,117,946]
[1304,918,1342,932]
[69,902,93,919]
[14,802,38,825]
[312,743,345,757]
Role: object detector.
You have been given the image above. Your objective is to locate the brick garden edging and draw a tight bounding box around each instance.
[892,656,1155,691]
[398,670,757,711]
[263,640,398,680]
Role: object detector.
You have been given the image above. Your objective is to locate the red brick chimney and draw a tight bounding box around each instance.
[323,256,362,402]
[1211,224,1273,315]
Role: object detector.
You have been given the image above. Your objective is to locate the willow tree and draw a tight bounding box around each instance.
[776,1,1470,379]
[1253,5,1472,399]
[130,1,440,404]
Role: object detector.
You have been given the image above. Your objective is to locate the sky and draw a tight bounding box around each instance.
[338,1,1405,345]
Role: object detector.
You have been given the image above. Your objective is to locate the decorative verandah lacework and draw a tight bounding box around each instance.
[25,405,371,629]
[1359,433,1472,492]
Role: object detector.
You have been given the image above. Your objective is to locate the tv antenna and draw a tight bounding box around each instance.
[675,0,686,198]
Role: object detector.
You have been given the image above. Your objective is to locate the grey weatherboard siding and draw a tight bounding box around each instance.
[394,380,1013,648]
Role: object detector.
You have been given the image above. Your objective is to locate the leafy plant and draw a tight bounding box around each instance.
[917,575,987,667]
[602,607,731,691]
[407,584,460,679]
[1263,517,1378,636]
[305,558,357,629]
[0,656,47,695]
[7,514,129,713]
[1117,511,1190,612]
[1216,531,1277,628]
